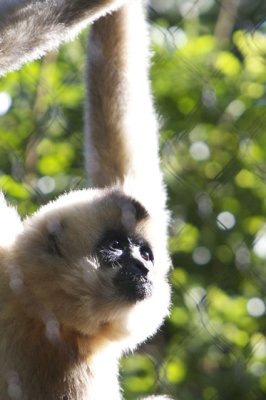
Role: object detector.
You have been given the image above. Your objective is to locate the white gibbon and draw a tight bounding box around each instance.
[0,0,171,399]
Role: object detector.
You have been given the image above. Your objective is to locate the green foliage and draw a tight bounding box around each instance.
[0,2,266,399]
[0,34,87,215]
[148,14,266,400]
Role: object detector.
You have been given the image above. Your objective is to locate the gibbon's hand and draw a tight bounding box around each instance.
[0,0,127,76]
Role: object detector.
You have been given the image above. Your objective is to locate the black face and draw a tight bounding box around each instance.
[97,230,154,302]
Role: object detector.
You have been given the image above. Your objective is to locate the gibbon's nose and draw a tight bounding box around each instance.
[128,259,149,276]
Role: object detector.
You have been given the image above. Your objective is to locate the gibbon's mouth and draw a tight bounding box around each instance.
[113,262,153,302]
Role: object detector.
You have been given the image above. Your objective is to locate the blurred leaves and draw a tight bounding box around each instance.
[0,34,87,215]
[148,1,266,398]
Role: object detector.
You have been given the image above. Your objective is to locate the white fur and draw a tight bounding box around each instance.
[0,194,23,247]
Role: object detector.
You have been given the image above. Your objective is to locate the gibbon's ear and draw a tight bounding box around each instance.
[46,220,63,257]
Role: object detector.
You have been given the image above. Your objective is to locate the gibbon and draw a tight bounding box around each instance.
[0,0,171,399]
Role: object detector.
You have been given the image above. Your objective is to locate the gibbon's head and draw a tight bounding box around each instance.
[11,188,170,350]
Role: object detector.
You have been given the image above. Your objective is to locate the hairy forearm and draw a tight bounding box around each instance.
[0,0,126,76]
[85,1,161,186]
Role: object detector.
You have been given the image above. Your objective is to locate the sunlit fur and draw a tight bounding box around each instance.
[0,0,171,399]
[0,0,127,76]
[0,189,170,398]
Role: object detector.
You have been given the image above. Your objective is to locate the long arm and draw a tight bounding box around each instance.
[85,0,167,217]
[0,0,126,76]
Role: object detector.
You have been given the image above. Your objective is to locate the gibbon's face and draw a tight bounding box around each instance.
[97,227,154,302]
[13,188,170,343]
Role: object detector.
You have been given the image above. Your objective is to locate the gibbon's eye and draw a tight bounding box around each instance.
[140,245,154,263]
[109,239,124,252]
